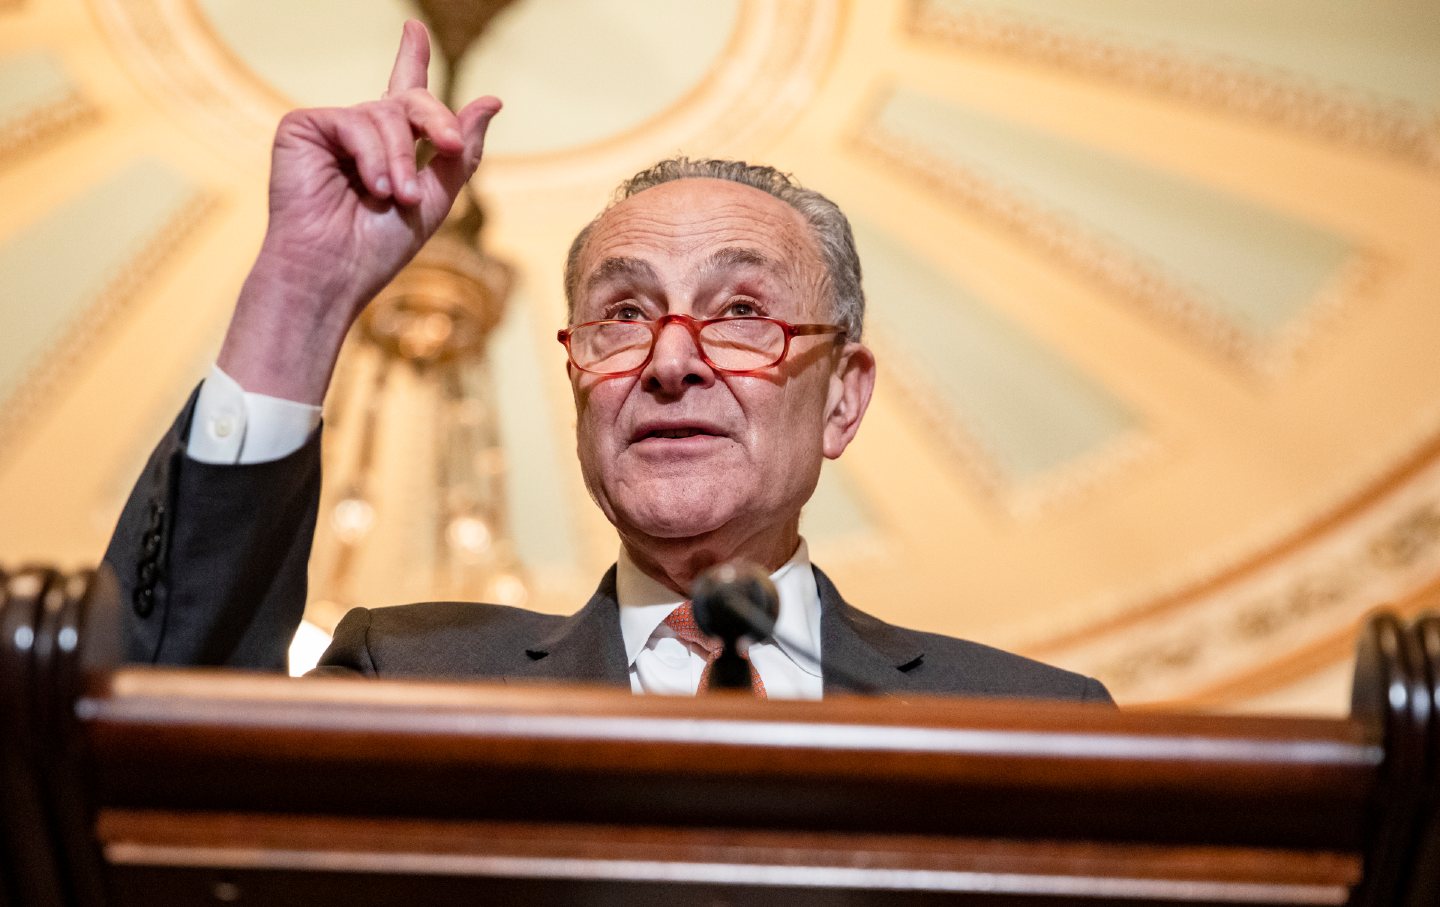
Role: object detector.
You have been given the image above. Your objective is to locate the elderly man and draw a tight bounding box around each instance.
[105,22,1109,703]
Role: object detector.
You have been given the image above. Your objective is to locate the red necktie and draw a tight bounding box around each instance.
[663,601,767,698]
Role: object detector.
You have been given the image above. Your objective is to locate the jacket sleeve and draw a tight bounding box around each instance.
[103,387,322,670]
[306,607,376,677]
[1082,675,1116,706]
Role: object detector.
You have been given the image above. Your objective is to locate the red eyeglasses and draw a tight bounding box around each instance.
[557,314,844,375]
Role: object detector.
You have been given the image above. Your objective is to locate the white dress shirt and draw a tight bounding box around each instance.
[617,540,824,700]
[186,366,321,464]
[188,368,827,698]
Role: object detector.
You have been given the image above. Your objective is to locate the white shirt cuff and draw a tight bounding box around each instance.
[185,365,322,465]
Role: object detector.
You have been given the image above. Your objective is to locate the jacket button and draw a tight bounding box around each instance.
[133,586,155,617]
[139,561,156,585]
[143,532,160,556]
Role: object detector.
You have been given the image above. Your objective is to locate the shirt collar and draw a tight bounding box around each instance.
[616,539,822,677]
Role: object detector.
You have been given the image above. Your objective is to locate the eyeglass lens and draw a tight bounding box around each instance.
[570,319,786,373]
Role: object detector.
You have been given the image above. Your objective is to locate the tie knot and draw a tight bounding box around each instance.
[663,601,722,657]
[661,600,767,698]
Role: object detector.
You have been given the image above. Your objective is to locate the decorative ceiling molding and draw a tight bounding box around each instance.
[87,0,282,163]
[0,92,99,171]
[874,328,1156,517]
[846,217,1140,503]
[850,88,1387,377]
[483,0,846,186]
[1033,426,1440,702]
[852,218,1148,512]
[1030,417,1440,657]
[0,174,218,468]
[88,0,848,186]
[1173,579,1440,710]
[905,0,1440,170]
[0,53,100,169]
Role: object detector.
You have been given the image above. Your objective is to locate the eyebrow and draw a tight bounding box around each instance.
[699,246,775,276]
[584,257,659,297]
[582,247,780,298]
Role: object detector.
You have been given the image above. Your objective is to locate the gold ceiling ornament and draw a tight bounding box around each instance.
[410,0,518,81]
[306,4,521,632]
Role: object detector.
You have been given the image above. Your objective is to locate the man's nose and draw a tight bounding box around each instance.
[641,318,715,393]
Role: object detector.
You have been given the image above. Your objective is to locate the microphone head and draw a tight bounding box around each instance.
[691,562,780,643]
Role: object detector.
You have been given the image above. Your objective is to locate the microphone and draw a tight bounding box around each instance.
[690,561,887,697]
[691,562,779,693]
[691,562,780,643]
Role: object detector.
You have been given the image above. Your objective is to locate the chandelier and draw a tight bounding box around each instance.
[307,0,524,632]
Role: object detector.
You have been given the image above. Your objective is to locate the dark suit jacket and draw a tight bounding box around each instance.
[105,392,1111,703]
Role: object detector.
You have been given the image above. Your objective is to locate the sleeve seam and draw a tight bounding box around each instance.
[360,608,378,676]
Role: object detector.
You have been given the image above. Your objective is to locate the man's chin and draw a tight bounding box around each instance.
[626,515,730,541]
[614,499,737,542]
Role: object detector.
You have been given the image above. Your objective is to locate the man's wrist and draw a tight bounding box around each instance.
[217,256,361,405]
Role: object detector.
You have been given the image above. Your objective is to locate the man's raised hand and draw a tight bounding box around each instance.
[218,20,501,404]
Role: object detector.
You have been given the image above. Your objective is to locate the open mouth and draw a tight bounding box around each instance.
[644,428,713,440]
[631,422,728,444]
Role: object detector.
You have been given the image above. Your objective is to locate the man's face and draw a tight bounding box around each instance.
[568,178,870,552]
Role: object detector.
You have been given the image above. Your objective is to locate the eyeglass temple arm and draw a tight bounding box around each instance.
[790,324,846,337]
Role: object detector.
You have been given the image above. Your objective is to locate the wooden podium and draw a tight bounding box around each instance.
[2,566,1437,906]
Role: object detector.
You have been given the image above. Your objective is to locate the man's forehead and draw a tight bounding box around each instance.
[578,179,818,280]
[585,247,778,293]
[601,176,797,222]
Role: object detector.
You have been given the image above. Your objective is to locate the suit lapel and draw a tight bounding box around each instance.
[816,567,924,696]
[515,564,923,696]
[520,566,630,688]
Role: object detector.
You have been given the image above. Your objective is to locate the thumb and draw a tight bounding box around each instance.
[458,95,503,166]
[426,96,501,202]
[417,97,500,228]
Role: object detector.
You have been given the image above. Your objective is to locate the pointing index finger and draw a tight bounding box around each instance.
[386,19,430,96]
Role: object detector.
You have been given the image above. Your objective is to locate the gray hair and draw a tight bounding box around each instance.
[563,158,865,341]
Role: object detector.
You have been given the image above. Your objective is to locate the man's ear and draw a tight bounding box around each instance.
[822,342,876,459]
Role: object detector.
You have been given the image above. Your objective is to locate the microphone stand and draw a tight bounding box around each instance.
[707,586,767,693]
